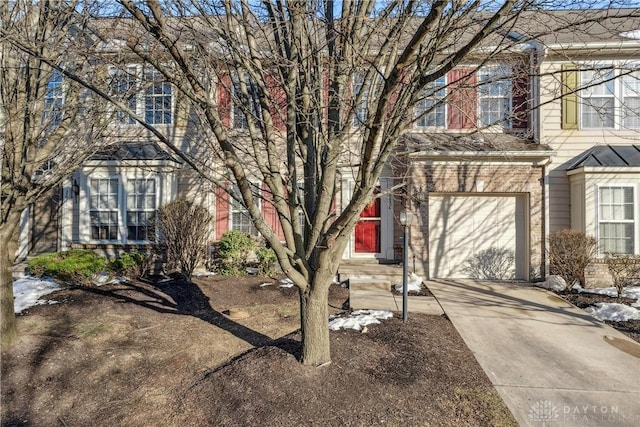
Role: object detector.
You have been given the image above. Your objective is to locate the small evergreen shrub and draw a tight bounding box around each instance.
[548,230,597,290]
[111,252,151,279]
[215,230,255,275]
[27,250,107,285]
[256,246,280,276]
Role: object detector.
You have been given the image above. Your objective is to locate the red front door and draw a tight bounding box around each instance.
[355,196,381,253]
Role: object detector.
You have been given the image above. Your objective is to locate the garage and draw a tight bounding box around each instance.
[428,194,527,280]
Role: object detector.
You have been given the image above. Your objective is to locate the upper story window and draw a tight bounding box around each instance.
[43,70,64,126]
[478,66,512,128]
[108,66,172,125]
[598,185,637,255]
[415,76,446,128]
[579,66,640,130]
[232,76,261,130]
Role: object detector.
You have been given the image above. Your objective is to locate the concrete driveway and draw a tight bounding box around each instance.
[428,279,640,427]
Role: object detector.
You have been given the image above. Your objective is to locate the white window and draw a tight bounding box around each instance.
[89,178,119,241]
[230,183,260,236]
[232,76,261,130]
[581,68,615,129]
[110,66,138,125]
[415,76,446,128]
[622,71,640,129]
[126,179,156,241]
[144,69,172,125]
[598,185,636,254]
[478,66,512,128]
[43,70,64,126]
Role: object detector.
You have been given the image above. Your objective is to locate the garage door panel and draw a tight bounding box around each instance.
[429,195,525,280]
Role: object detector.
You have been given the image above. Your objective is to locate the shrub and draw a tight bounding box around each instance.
[111,252,151,279]
[27,249,107,285]
[256,246,280,276]
[605,254,640,298]
[156,199,213,280]
[215,230,255,275]
[462,247,515,280]
[548,230,597,291]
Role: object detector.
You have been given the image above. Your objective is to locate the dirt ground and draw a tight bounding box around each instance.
[560,291,640,343]
[2,275,516,427]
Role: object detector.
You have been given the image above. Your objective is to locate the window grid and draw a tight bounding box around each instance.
[415,76,446,128]
[126,179,156,241]
[145,70,172,125]
[478,67,511,127]
[90,178,119,241]
[111,67,138,124]
[598,186,635,254]
[43,70,64,126]
[622,71,640,129]
[232,78,261,130]
[230,184,259,236]
[581,69,616,129]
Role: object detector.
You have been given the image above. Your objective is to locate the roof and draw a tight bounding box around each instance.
[402,132,551,153]
[90,141,182,163]
[568,145,640,169]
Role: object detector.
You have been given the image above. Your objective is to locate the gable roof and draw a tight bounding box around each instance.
[568,145,640,169]
[90,141,182,163]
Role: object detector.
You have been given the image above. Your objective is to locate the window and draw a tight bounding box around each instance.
[352,71,383,128]
[478,66,511,127]
[232,77,261,129]
[90,178,119,241]
[110,66,137,124]
[622,70,640,129]
[126,179,156,241]
[230,183,259,236]
[43,70,64,126]
[598,186,636,254]
[145,69,172,125]
[415,76,446,128]
[581,68,615,128]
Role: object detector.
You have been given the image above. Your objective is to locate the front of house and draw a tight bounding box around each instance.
[18,10,640,285]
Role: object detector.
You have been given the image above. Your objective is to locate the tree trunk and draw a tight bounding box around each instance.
[299,281,331,366]
[0,228,18,348]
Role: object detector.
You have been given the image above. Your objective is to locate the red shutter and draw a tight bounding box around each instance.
[512,64,529,129]
[266,75,287,131]
[218,75,232,128]
[447,69,477,129]
[262,182,285,241]
[215,184,229,240]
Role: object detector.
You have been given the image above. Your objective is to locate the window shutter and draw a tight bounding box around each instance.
[447,69,477,129]
[218,75,232,128]
[512,64,529,129]
[261,182,285,241]
[561,64,578,130]
[215,184,229,239]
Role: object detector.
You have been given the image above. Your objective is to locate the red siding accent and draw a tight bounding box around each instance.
[511,64,529,129]
[262,182,285,241]
[266,75,287,131]
[215,184,229,240]
[218,75,232,128]
[447,69,477,129]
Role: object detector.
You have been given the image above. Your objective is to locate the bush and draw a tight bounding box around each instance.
[256,246,280,276]
[215,230,255,275]
[156,199,213,280]
[548,230,597,291]
[27,250,107,285]
[110,252,151,279]
[462,247,515,280]
[605,254,640,298]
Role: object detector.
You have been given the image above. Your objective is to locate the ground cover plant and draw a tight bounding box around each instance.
[2,275,516,426]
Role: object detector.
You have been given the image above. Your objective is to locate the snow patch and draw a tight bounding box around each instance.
[279,278,294,288]
[13,277,62,314]
[259,282,273,287]
[393,272,423,293]
[578,285,640,300]
[329,310,393,331]
[584,303,640,322]
[538,275,566,292]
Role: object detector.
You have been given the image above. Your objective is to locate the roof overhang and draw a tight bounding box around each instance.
[567,166,640,176]
[409,150,554,166]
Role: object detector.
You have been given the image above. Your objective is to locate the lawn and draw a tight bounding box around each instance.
[2,275,516,426]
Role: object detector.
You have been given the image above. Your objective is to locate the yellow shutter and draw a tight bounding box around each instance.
[561,64,578,130]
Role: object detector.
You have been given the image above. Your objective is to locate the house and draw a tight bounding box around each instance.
[17,9,640,286]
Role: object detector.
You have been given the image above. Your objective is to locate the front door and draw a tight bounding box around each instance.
[354,195,381,253]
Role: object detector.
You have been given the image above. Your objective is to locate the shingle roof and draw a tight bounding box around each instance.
[402,132,550,152]
[90,141,182,162]
[568,145,640,169]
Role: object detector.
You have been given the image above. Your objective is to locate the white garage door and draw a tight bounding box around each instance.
[428,195,526,280]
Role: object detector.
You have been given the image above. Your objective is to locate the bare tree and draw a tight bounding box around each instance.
[0,1,112,347]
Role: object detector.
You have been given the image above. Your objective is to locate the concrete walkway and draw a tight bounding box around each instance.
[428,279,640,427]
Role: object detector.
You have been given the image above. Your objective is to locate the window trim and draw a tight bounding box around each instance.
[228,182,261,236]
[230,74,262,130]
[595,183,639,256]
[43,70,65,126]
[125,177,158,243]
[89,176,121,242]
